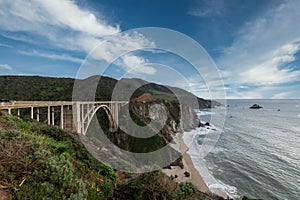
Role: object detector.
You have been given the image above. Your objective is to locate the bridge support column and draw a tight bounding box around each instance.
[31,107,34,119]
[17,109,20,116]
[36,107,40,121]
[63,106,75,132]
[48,106,51,125]
[114,103,119,128]
[51,107,55,126]
[8,108,11,115]
[109,103,119,132]
[76,102,82,134]
[60,105,64,129]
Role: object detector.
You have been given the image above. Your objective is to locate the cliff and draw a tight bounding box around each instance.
[92,98,201,172]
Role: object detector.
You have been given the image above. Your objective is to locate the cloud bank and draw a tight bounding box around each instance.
[216,1,300,98]
[0,0,155,75]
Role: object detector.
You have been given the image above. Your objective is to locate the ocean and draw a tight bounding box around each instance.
[183,99,300,200]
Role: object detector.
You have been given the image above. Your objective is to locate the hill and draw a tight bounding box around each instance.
[0,75,220,108]
[0,113,221,200]
[0,75,223,199]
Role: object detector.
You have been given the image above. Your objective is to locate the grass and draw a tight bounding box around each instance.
[149,89,178,101]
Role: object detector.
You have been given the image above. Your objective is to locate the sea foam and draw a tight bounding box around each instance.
[183,126,240,199]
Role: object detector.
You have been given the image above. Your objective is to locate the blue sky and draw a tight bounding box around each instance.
[0,0,300,99]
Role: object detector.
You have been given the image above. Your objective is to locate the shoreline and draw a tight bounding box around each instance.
[162,132,210,194]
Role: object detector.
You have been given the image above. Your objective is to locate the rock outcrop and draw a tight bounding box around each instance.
[249,104,263,109]
[132,93,153,102]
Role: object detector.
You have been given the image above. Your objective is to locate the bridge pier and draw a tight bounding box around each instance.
[51,107,54,126]
[30,107,34,119]
[63,106,76,132]
[109,103,119,132]
[36,107,40,121]
[60,105,64,129]
[48,106,51,125]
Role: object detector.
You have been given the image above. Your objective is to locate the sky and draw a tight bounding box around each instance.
[0,0,300,99]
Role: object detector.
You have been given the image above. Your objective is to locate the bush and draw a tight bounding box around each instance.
[97,163,117,181]
[101,182,113,197]
[179,182,197,195]
[17,121,32,133]
[42,136,74,155]
[31,124,72,141]
[1,130,20,140]
[16,153,88,199]
[120,182,141,199]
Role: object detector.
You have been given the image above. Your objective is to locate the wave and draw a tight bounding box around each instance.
[196,110,215,116]
[183,126,240,199]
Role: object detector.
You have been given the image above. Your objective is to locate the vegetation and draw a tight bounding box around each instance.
[0,75,116,101]
[0,113,222,199]
[0,113,116,199]
[0,75,222,199]
[0,75,219,108]
[113,171,215,200]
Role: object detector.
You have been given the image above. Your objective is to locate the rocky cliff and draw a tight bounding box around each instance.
[95,99,201,170]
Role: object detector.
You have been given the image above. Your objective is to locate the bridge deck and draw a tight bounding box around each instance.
[0,101,128,109]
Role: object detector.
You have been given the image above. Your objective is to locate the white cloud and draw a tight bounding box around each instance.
[0,0,155,75]
[19,50,83,63]
[0,43,12,48]
[226,91,263,99]
[217,1,300,98]
[0,0,119,36]
[272,92,291,99]
[0,64,13,70]
[122,55,156,75]
[87,32,155,63]
[237,40,300,85]
[36,0,120,36]
[188,0,225,17]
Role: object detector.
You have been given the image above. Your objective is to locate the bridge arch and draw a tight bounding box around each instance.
[81,104,118,135]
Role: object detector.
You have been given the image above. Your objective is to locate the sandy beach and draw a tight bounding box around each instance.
[162,133,210,194]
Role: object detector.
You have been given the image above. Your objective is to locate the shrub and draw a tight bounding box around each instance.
[1,130,20,140]
[16,153,88,199]
[2,114,21,123]
[101,182,113,197]
[17,121,32,133]
[97,163,117,181]
[120,182,141,199]
[31,124,71,141]
[179,182,197,195]
[42,136,74,155]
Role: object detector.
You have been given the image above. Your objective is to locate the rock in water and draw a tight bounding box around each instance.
[249,104,263,109]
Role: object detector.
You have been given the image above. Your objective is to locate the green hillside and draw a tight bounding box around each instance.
[0,113,220,200]
[0,75,219,108]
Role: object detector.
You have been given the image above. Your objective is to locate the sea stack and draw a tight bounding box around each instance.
[249,104,263,109]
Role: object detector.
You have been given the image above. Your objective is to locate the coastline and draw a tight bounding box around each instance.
[162,132,210,194]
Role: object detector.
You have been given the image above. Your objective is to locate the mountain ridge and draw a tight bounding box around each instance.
[0,75,220,108]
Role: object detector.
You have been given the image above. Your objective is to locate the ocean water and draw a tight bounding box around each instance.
[184,99,300,200]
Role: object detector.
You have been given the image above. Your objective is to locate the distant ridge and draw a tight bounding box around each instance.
[0,75,219,108]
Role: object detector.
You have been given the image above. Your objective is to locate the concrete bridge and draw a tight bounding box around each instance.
[0,101,127,135]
